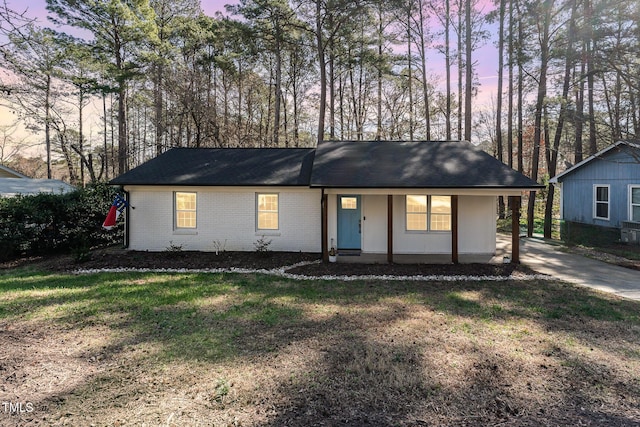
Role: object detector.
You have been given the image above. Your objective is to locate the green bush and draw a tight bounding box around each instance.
[0,183,124,261]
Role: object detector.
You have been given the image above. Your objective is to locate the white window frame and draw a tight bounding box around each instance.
[629,185,640,222]
[405,195,451,232]
[256,193,279,231]
[174,191,197,229]
[593,184,610,221]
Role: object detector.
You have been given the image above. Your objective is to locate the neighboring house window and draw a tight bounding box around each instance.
[175,192,197,228]
[406,195,451,231]
[594,185,609,220]
[257,193,279,230]
[631,186,640,222]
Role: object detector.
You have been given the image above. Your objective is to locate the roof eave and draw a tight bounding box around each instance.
[551,140,639,182]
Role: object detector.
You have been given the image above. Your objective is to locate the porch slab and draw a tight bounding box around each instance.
[335,234,513,265]
[335,253,507,265]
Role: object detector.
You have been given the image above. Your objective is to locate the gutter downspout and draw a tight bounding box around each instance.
[123,188,130,249]
[321,188,328,262]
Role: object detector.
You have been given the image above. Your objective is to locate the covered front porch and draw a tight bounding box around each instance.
[333,233,514,264]
[321,189,524,264]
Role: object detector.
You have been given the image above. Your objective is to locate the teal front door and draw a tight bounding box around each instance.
[337,195,361,250]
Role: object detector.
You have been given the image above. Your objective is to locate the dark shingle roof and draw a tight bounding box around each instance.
[110,141,541,189]
[310,140,542,188]
[110,148,315,186]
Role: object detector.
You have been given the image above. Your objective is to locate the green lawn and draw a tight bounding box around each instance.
[1,268,639,426]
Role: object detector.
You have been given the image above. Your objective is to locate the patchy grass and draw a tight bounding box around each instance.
[0,269,639,426]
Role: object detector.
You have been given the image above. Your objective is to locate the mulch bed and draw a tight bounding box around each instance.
[1,247,539,277]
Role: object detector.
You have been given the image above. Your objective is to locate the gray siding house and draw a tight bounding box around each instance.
[550,141,640,243]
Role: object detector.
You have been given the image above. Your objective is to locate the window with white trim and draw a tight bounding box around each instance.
[175,192,197,229]
[594,185,609,220]
[257,193,279,230]
[406,195,451,231]
[430,195,452,230]
[630,185,640,222]
[406,195,427,230]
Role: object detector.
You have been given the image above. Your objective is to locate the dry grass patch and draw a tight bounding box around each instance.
[0,270,638,426]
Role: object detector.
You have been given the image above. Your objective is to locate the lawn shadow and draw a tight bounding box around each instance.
[1,270,639,426]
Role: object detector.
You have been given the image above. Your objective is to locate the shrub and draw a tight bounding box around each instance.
[254,235,272,257]
[0,183,124,261]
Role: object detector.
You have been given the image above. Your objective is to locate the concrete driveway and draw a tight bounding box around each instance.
[516,236,640,301]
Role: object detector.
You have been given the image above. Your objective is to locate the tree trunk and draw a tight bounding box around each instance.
[117,83,127,175]
[544,0,577,239]
[102,92,108,181]
[316,0,326,144]
[417,0,431,140]
[464,0,472,141]
[585,0,597,155]
[575,43,585,163]
[45,74,52,179]
[407,5,414,141]
[376,4,383,141]
[78,88,85,186]
[496,0,505,218]
[527,0,551,238]
[154,62,164,156]
[273,24,282,146]
[516,0,524,174]
[445,0,452,140]
[457,0,463,140]
[507,0,513,168]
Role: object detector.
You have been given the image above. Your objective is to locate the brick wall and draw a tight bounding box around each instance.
[126,186,322,252]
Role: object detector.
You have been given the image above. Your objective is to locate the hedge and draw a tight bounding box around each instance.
[0,183,124,261]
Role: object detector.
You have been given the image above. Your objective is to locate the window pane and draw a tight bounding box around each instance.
[176,192,196,210]
[633,206,640,222]
[259,194,277,211]
[407,213,427,230]
[596,186,608,202]
[430,214,451,231]
[257,194,278,230]
[177,212,196,228]
[258,212,278,229]
[406,195,427,230]
[407,195,427,213]
[632,188,640,204]
[175,192,196,228]
[431,196,451,214]
[596,202,608,218]
[341,197,357,209]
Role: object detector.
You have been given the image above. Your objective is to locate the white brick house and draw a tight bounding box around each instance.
[111,140,541,263]
[124,186,321,252]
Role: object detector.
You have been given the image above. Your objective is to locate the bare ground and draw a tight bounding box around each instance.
[1,249,639,426]
[1,246,537,278]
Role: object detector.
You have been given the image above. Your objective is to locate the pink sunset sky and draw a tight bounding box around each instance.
[6,0,500,98]
[2,0,501,148]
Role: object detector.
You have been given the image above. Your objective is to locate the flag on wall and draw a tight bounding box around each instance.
[102,194,129,230]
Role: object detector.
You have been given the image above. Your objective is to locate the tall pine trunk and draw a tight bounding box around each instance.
[496,0,506,218]
[527,0,551,237]
[463,0,472,141]
[544,0,577,239]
